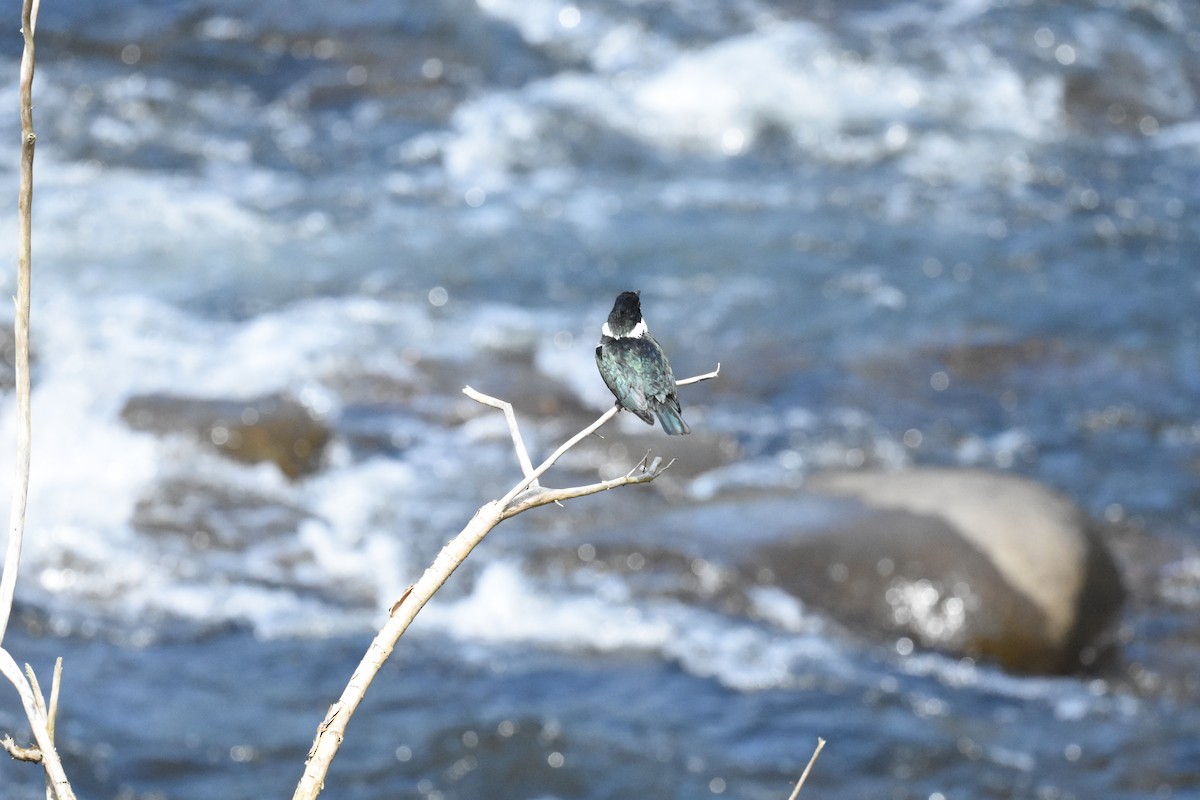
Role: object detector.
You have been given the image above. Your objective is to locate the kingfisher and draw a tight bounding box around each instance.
[595,291,690,435]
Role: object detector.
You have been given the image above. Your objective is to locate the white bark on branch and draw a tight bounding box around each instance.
[462,386,538,485]
[785,737,826,800]
[292,365,719,800]
[0,0,39,649]
[0,650,72,799]
[676,363,720,386]
[0,5,74,799]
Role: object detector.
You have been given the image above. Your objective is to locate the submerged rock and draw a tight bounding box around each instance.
[775,468,1126,673]
[132,477,312,550]
[121,392,331,479]
[537,467,1126,675]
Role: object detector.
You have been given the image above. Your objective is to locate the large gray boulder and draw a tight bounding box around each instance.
[780,468,1125,673]
[525,466,1126,674]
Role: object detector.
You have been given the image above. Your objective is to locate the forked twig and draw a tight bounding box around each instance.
[462,386,538,485]
[0,649,73,799]
[293,365,719,800]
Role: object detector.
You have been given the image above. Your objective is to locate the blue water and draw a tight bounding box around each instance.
[0,0,1197,797]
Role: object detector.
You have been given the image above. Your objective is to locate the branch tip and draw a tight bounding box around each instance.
[676,363,720,387]
[785,737,827,800]
[464,385,538,484]
[1,734,41,763]
[625,450,653,477]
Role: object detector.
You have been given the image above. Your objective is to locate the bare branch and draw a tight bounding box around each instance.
[500,457,672,519]
[785,738,826,800]
[294,367,718,799]
[467,363,719,503]
[24,663,45,719]
[0,6,76,800]
[498,405,618,507]
[0,0,41,649]
[1,734,41,762]
[494,362,717,507]
[677,362,720,386]
[0,650,74,799]
[46,658,61,740]
[293,499,508,800]
[463,385,538,485]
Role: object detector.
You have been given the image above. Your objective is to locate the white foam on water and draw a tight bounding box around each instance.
[299,457,421,605]
[424,560,848,692]
[0,284,545,633]
[427,15,1063,202]
[634,24,1060,155]
[689,458,804,502]
[21,158,291,284]
[476,0,616,60]
[536,331,612,414]
[954,428,1036,470]
[1155,120,1200,150]
[425,561,674,651]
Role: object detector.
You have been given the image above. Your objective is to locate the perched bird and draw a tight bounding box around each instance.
[595,291,690,435]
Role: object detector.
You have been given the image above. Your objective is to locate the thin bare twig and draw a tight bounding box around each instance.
[498,405,618,506]
[462,385,538,485]
[0,0,40,649]
[500,456,671,519]
[0,5,75,799]
[785,737,826,800]
[43,656,61,800]
[1,733,41,762]
[24,663,45,718]
[677,362,720,386]
[471,362,719,503]
[46,657,61,740]
[0,649,74,799]
[293,366,719,800]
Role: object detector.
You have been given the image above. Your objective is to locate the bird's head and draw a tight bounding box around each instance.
[603,291,646,338]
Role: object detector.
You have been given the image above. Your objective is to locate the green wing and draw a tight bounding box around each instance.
[595,336,679,425]
[638,334,681,409]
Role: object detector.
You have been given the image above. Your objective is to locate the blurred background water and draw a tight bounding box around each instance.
[0,0,1197,797]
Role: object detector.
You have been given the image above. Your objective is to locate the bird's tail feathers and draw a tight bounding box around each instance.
[655,405,690,436]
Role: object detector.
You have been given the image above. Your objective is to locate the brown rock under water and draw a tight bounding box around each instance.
[121,392,331,479]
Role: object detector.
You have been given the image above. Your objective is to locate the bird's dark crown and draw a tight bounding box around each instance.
[605,291,644,337]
